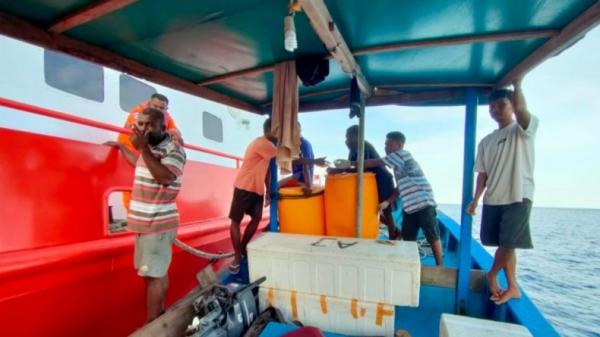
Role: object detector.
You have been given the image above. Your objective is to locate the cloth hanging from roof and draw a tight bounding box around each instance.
[271,60,300,175]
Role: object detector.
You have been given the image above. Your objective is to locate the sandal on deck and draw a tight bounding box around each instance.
[229,262,240,274]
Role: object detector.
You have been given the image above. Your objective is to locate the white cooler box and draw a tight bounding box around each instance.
[259,287,395,337]
[440,314,533,337]
[248,232,421,306]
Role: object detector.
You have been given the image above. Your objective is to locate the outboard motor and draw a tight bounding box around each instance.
[186,277,266,337]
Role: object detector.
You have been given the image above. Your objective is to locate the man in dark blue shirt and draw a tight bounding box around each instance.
[279,126,327,194]
[330,125,399,239]
[293,136,315,184]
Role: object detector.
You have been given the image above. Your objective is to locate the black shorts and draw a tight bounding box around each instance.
[481,199,533,249]
[228,188,264,223]
[402,206,440,243]
[372,168,395,203]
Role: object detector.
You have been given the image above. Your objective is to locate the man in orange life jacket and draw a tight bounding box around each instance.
[116,93,183,211]
[118,93,183,150]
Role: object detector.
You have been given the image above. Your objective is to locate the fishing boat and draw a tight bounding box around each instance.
[1,1,598,336]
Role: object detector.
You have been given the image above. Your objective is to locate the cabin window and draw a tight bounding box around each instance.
[119,74,157,112]
[203,111,224,142]
[107,190,129,233]
[44,49,104,102]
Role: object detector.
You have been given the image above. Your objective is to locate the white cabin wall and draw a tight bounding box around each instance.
[0,34,265,167]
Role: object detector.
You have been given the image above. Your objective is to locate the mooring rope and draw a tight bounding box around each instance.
[174,239,234,259]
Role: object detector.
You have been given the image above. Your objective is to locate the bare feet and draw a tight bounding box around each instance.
[493,287,521,305]
[487,272,502,300]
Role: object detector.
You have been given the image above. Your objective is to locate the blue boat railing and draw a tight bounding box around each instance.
[437,212,561,337]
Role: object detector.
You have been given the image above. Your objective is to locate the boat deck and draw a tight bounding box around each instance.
[129,211,558,337]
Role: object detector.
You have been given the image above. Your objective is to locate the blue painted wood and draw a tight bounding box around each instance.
[438,213,561,337]
[269,158,278,232]
[441,220,451,252]
[492,302,509,322]
[217,256,250,284]
[395,286,456,337]
[395,285,488,337]
[456,88,478,314]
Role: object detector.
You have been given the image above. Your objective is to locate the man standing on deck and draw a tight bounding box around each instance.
[228,118,278,274]
[106,108,186,322]
[279,123,328,194]
[467,79,538,305]
[329,125,400,240]
[357,132,443,265]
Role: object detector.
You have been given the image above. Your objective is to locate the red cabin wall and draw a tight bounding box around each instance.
[0,127,238,252]
[0,127,263,336]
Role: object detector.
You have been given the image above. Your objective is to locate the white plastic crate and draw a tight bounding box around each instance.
[248,232,420,306]
[259,288,395,337]
[440,314,533,337]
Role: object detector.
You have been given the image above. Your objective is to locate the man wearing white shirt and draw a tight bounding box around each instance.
[467,78,539,305]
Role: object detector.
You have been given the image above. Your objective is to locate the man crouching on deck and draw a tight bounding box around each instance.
[228,118,277,274]
[105,107,186,322]
[467,79,538,305]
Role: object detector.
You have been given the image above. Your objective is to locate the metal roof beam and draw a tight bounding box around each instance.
[498,1,600,86]
[352,30,558,56]
[298,0,372,96]
[297,88,492,112]
[198,29,556,87]
[368,90,467,107]
[376,82,493,90]
[49,0,138,34]
[261,87,347,107]
[198,64,275,86]
[261,82,493,107]
[0,12,260,113]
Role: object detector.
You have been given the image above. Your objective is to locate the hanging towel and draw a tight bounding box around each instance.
[271,60,300,174]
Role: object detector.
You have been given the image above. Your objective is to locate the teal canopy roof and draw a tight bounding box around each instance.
[0,0,599,113]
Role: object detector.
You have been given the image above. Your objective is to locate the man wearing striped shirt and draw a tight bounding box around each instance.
[360,131,443,266]
[106,107,186,322]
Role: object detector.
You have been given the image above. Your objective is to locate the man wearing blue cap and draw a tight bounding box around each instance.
[467,78,539,305]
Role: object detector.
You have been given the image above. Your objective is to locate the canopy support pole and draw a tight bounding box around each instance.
[269,106,279,232]
[456,88,478,314]
[355,95,366,238]
[268,158,279,232]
